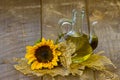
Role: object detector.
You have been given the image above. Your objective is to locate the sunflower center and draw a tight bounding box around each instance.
[35,46,53,63]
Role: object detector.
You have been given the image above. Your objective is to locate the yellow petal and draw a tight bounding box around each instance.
[53,55,58,60]
[25,53,34,59]
[56,51,61,56]
[31,61,38,70]
[26,50,34,54]
[48,64,54,69]
[26,46,33,50]
[36,43,42,47]
[33,61,40,69]
[55,45,58,48]
[52,61,58,66]
[36,63,42,69]
[51,40,54,44]
[43,63,49,68]
[42,38,46,42]
[33,45,38,50]
[54,57,59,61]
[45,40,50,45]
[28,57,36,64]
[26,46,34,53]
[48,39,54,44]
[50,45,54,50]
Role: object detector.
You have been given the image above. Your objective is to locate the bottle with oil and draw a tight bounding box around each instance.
[80,8,98,50]
[57,9,94,63]
[89,21,98,50]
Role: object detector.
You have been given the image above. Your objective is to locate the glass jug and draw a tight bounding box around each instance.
[58,8,88,41]
[58,8,98,50]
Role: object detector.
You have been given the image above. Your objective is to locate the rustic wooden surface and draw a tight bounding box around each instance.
[0,0,120,80]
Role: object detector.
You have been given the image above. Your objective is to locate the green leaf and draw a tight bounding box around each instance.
[34,39,41,45]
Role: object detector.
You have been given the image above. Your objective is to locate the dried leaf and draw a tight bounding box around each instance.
[80,52,116,71]
[14,58,70,77]
[69,64,85,76]
[58,41,76,69]
[103,70,119,80]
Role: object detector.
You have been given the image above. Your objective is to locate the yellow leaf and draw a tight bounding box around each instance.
[80,52,116,71]
[14,58,70,77]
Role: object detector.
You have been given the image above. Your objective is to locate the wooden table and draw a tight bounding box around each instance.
[0,0,120,80]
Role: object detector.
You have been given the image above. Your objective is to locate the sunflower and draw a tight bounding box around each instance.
[25,38,61,70]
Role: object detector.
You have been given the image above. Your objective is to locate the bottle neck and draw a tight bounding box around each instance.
[90,21,97,36]
[71,9,81,33]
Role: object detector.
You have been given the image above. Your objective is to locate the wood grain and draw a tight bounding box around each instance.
[0,0,120,80]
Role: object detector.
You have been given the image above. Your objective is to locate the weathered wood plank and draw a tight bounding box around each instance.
[0,0,41,80]
[0,0,120,80]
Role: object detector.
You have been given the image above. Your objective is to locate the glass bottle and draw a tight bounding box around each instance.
[57,9,82,42]
[80,8,89,38]
[80,8,98,50]
[89,21,98,50]
[57,9,95,63]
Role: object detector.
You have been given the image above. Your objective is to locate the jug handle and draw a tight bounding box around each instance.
[58,18,72,34]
